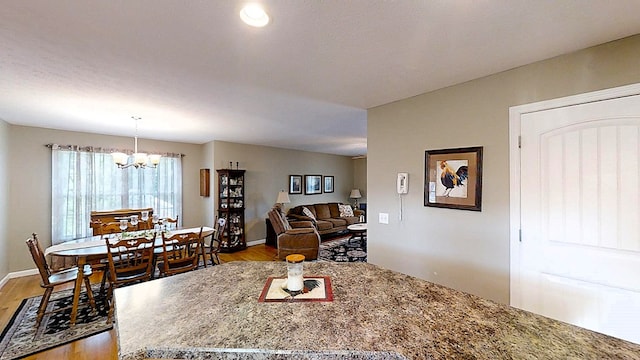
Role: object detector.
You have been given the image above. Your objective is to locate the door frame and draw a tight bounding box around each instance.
[508,83,640,308]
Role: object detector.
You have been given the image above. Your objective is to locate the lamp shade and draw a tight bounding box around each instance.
[112,152,129,166]
[349,189,362,199]
[133,152,148,165]
[148,154,162,166]
[276,190,291,204]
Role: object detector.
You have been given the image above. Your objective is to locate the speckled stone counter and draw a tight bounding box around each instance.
[115,261,640,359]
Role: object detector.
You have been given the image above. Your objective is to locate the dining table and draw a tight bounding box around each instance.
[44,226,214,326]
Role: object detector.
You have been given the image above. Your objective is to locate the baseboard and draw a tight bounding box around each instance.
[0,268,39,289]
[247,238,266,247]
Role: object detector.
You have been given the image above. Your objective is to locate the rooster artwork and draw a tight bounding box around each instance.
[438,160,468,197]
[282,279,321,297]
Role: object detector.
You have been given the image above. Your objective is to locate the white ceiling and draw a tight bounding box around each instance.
[2,1,640,156]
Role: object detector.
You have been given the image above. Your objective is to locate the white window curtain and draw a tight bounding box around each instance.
[50,144,182,244]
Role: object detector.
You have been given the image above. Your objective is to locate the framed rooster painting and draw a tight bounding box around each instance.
[424,146,483,211]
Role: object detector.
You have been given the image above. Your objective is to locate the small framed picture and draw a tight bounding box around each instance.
[304,175,322,195]
[324,176,334,193]
[424,146,483,211]
[289,175,302,194]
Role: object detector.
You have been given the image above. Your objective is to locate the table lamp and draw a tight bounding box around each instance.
[349,189,362,209]
[275,190,291,210]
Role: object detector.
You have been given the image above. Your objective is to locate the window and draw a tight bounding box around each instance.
[51,145,182,244]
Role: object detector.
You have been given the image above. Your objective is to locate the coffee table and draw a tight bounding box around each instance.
[347,223,367,243]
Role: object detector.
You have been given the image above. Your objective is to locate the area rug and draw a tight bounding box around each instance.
[319,235,367,262]
[0,284,112,360]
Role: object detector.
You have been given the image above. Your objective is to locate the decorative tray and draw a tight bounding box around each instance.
[258,276,333,302]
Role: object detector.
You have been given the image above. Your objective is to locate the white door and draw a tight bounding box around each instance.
[513,91,640,344]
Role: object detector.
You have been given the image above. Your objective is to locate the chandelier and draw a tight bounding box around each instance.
[112,116,161,169]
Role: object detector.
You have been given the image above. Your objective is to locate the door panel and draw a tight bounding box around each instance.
[519,94,640,344]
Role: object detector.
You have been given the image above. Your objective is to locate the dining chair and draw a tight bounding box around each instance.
[138,216,153,230]
[94,219,138,235]
[95,221,130,294]
[26,233,97,328]
[199,217,226,267]
[157,228,202,277]
[105,234,155,322]
[100,221,126,234]
[161,216,179,230]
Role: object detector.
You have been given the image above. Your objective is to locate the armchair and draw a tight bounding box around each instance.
[267,208,320,261]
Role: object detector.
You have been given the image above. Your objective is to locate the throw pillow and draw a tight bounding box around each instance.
[339,204,354,217]
[301,206,316,222]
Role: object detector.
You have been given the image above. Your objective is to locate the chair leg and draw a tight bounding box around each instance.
[106,283,114,324]
[200,245,208,268]
[36,288,53,328]
[100,269,109,296]
[209,251,220,266]
[151,253,160,279]
[83,276,97,313]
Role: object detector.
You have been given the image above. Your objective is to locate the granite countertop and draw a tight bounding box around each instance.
[115,261,640,359]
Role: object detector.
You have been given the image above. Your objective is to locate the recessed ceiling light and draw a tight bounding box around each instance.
[240,3,270,27]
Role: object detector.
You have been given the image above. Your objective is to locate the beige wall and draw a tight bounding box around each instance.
[368,34,640,304]
[0,119,9,280]
[7,125,205,272]
[201,141,216,228]
[211,141,355,242]
[352,157,367,208]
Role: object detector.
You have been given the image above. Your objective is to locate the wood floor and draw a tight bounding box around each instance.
[0,244,277,360]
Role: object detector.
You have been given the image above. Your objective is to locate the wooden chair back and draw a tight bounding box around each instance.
[158,229,201,276]
[90,208,154,235]
[211,217,227,251]
[95,221,125,236]
[26,233,52,285]
[161,216,179,229]
[106,235,155,286]
[94,218,147,236]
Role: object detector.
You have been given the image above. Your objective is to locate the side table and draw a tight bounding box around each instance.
[346,223,367,243]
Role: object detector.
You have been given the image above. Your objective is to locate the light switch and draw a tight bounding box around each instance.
[379,212,389,224]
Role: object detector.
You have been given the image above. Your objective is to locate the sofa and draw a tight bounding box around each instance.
[287,203,364,237]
